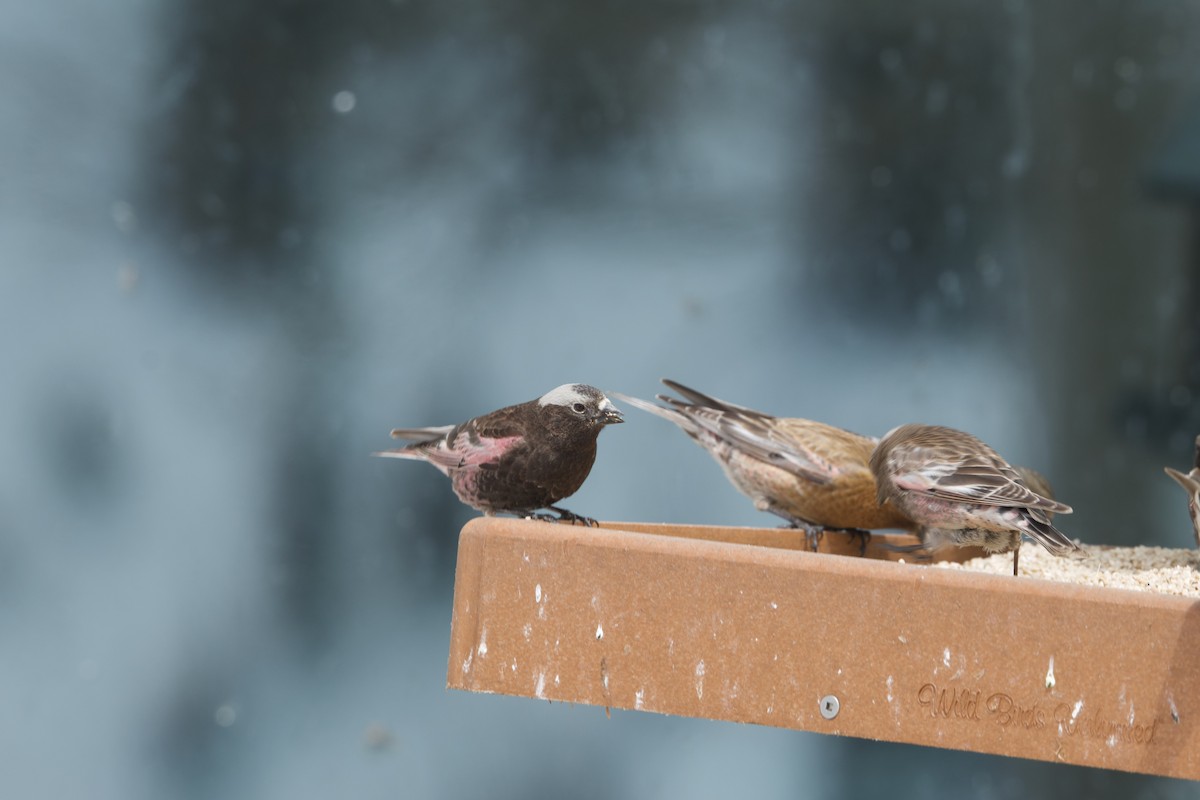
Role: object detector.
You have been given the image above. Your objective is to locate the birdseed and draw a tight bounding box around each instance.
[933,543,1200,598]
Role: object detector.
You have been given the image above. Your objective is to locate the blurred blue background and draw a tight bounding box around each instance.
[4,0,1199,797]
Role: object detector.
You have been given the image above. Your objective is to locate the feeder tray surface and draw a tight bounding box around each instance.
[446,518,1200,780]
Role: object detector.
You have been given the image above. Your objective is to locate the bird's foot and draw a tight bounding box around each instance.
[545,506,599,528]
[824,526,873,556]
[877,539,932,562]
[779,520,826,552]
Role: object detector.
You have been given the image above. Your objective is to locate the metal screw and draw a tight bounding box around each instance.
[819,694,840,720]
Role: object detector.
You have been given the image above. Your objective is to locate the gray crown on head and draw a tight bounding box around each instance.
[538,383,606,408]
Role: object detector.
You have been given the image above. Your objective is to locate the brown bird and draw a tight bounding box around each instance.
[374,384,624,526]
[612,380,913,549]
[870,423,1078,575]
[1164,434,1200,547]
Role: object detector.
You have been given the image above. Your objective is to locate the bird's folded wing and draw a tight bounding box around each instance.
[381,415,525,471]
[719,417,835,484]
[894,455,1072,514]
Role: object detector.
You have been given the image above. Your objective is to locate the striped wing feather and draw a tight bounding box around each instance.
[888,425,1072,515]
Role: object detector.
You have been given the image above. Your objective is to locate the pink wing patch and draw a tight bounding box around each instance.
[422,433,524,472]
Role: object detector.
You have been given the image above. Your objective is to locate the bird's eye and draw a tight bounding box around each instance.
[572,402,587,413]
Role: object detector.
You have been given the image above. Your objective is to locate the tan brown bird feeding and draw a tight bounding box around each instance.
[614,379,913,549]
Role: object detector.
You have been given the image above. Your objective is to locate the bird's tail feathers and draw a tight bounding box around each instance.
[388,424,455,442]
[608,391,700,434]
[659,379,765,418]
[372,448,427,460]
[1023,513,1081,556]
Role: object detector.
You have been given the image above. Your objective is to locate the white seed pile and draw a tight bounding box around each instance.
[934,544,1200,598]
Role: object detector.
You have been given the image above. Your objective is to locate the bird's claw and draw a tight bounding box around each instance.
[803,527,823,552]
[778,519,826,552]
[784,521,872,555]
[530,507,599,527]
[837,527,873,556]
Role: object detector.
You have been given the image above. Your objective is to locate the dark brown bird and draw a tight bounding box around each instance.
[870,423,1078,575]
[374,384,623,526]
[613,380,913,549]
[1164,434,1200,547]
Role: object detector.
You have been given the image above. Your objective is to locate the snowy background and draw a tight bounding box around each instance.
[3,0,1199,797]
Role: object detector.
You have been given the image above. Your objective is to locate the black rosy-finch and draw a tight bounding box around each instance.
[612,379,914,549]
[1164,434,1200,547]
[869,423,1078,575]
[374,383,623,526]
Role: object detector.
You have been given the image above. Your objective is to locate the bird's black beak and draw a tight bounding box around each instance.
[599,404,624,425]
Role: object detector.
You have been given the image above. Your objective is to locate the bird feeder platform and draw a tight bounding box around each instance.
[446,518,1199,780]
